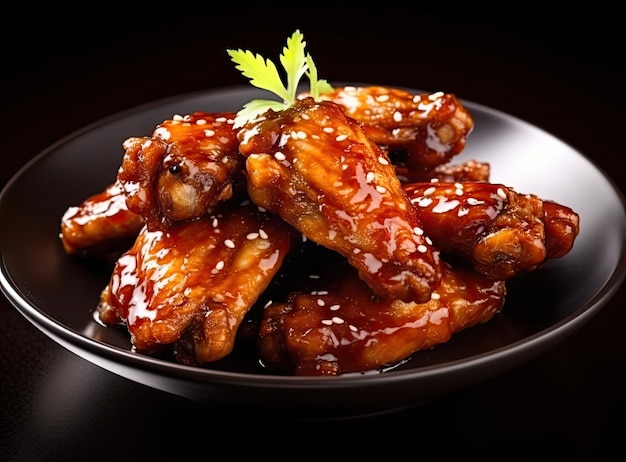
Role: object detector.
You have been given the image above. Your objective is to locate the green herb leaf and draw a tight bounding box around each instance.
[280,30,308,101]
[235,99,287,128]
[226,49,291,103]
[227,29,333,128]
[306,55,334,100]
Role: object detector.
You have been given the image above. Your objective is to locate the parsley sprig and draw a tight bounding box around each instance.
[227,30,334,128]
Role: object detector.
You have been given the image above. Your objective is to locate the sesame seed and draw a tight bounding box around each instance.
[376,185,387,193]
[212,218,219,227]
[330,304,340,311]
[413,227,424,235]
[274,152,286,161]
[323,127,334,133]
[215,260,225,270]
[349,324,358,332]
[433,199,460,213]
[317,299,325,306]
[366,171,375,183]
[417,244,428,253]
[497,187,507,200]
[393,111,403,122]
[246,232,259,240]
[173,114,184,121]
[414,197,433,207]
[321,319,333,325]
[224,239,235,248]
[215,117,227,123]
[196,119,207,125]
[336,134,348,142]
[332,316,344,324]
[378,156,389,165]
[431,292,441,300]
[259,229,268,239]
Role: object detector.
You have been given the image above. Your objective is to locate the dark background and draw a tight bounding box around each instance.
[2,4,624,460]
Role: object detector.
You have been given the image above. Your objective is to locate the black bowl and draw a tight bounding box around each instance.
[1,85,624,419]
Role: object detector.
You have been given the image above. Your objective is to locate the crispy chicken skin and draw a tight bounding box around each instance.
[118,112,245,231]
[403,181,580,279]
[60,180,144,256]
[97,200,300,364]
[258,259,505,376]
[310,86,475,181]
[238,97,442,303]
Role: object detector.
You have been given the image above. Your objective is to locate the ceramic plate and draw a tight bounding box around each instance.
[1,85,625,419]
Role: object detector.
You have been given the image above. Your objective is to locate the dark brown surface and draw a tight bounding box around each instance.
[2,6,625,459]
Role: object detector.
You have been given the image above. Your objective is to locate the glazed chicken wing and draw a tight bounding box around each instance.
[310,86,475,181]
[118,112,245,231]
[258,259,505,376]
[403,181,580,279]
[238,97,442,303]
[428,159,490,182]
[60,180,144,257]
[97,199,300,364]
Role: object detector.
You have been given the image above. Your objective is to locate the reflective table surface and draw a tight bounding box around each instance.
[2,7,624,460]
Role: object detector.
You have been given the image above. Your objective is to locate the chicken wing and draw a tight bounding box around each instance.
[97,199,300,364]
[403,181,580,279]
[309,85,475,181]
[258,259,505,376]
[238,97,442,303]
[542,200,582,259]
[60,180,144,257]
[118,112,245,231]
[428,159,490,182]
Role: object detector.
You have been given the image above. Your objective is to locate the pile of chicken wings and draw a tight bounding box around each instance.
[60,85,580,376]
